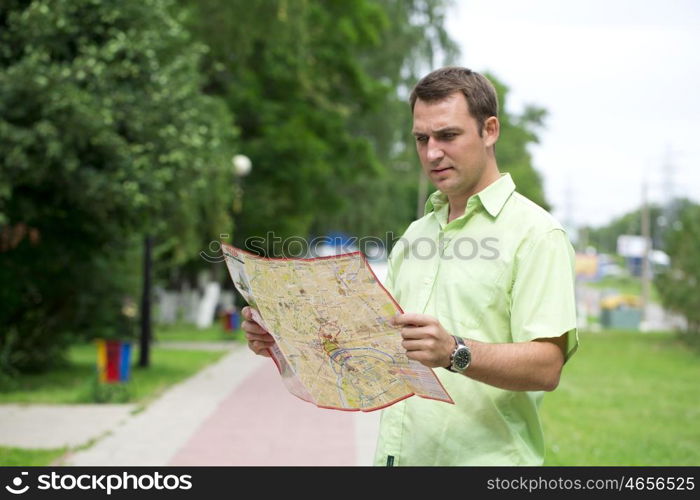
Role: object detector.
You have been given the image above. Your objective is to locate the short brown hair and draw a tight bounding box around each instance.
[410,66,498,135]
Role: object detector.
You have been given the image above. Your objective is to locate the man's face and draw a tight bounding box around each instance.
[412,92,496,200]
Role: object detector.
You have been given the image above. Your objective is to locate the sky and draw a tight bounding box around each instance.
[445,0,700,229]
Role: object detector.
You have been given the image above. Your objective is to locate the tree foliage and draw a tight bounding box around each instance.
[489,75,549,210]
[307,0,460,239]
[655,201,700,336]
[182,0,549,247]
[582,202,680,254]
[0,0,236,372]
[181,0,461,247]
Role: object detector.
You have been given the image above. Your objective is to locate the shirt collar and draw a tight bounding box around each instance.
[424,173,516,218]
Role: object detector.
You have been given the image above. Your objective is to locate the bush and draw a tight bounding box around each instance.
[83,375,132,404]
[0,0,235,374]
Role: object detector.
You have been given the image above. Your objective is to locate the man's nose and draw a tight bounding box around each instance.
[426,137,444,163]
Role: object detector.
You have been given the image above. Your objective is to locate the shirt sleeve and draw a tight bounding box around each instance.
[510,228,579,361]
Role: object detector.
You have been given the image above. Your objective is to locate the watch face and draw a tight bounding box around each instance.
[453,347,471,370]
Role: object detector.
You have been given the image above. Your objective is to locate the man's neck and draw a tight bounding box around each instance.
[447,167,501,222]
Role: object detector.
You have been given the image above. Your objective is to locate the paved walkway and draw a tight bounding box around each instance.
[169,358,379,466]
[154,340,239,351]
[0,404,136,449]
[0,345,380,466]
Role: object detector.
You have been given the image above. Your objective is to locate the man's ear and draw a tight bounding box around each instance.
[483,116,500,148]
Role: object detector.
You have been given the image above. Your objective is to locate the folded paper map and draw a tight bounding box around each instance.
[221,243,453,411]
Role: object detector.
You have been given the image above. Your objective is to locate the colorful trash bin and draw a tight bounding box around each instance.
[97,339,132,383]
[230,310,240,330]
[221,309,241,331]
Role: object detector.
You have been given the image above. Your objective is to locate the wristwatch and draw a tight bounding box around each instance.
[447,336,471,373]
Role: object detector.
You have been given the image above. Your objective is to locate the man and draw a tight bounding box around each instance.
[242,67,578,466]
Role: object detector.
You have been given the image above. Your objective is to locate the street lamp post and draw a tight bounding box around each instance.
[231,154,252,244]
[230,154,252,319]
[139,233,153,368]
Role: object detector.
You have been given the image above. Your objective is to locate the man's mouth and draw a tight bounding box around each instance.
[431,166,453,174]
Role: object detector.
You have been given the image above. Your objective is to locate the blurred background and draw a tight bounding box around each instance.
[0,0,698,466]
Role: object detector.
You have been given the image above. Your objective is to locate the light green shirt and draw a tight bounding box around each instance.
[374,173,578,466]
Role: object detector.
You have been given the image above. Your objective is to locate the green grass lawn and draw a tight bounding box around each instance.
[0,446,67,466]
[542,330,700,465]
[0,343,228,405]
[154,322,244,343]
[588,275,660,303]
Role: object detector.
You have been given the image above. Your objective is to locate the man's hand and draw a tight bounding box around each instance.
[392,313,456,368]
[241,306,275,358]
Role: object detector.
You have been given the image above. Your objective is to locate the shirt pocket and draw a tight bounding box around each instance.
[389,240,441,313]
[434,243,509,337]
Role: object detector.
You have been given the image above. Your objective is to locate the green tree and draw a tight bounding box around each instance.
[181,0,462,249]
[489,75,549,210]
[181,0,382,250]
[309,0,461,240]
[0,0,236,373]
[655,201,700,337]
[583,204,670,253]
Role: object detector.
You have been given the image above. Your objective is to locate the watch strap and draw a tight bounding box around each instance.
[446,336,464,372]
[447,336,470,373]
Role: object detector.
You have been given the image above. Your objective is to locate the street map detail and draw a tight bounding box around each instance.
[221,243,453,411]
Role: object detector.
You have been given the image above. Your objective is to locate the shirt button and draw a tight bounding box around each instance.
[423,277,432,285]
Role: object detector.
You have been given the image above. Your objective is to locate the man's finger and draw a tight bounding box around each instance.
[248,340,272,356]
[242,306,259,321]
[405,350,428,363]
[253,341,273,356]
[392,313,435,327]
[241,320,268,335]
[402,339,428,352]
[245,331,275,343]
[399,326,432,340]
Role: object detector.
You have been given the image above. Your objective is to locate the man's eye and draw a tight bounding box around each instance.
[441,133,457,140]
[415,136,428,143]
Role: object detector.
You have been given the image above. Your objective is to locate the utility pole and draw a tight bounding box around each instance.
[660,146,678,249]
